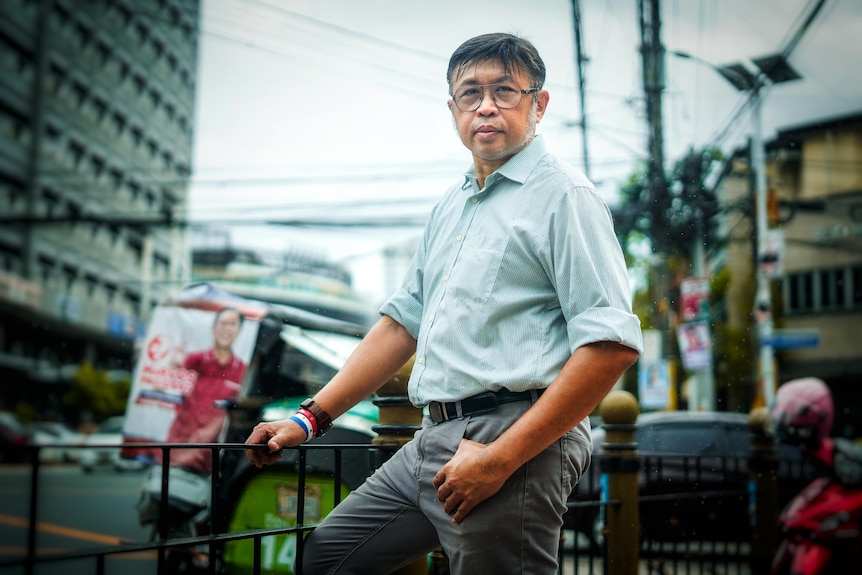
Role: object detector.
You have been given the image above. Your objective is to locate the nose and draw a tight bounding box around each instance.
[475,87,499,114]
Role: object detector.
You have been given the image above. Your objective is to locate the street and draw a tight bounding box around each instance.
[0,464,155,575]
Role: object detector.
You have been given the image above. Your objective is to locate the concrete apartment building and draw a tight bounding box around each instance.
[717,112,862,436]
[0,0,200,409]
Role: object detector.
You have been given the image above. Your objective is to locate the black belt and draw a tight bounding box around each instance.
[427,388,542,423]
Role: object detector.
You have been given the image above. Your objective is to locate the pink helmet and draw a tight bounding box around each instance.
[769,377,834,449]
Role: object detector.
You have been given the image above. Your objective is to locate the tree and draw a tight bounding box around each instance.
[613,147,723,261]
[62,362,130,420]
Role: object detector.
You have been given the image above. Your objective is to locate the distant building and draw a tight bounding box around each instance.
[0,0,200,409]
[717,112,862,436]
[192,246,377,328]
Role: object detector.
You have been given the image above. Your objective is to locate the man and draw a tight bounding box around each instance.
[165,306,246,473]
[246,33,642,574]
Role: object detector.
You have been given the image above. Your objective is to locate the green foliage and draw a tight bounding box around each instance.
[62,362,130,419]
[614,148,724,260]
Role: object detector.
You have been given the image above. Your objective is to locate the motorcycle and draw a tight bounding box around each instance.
[769,377,862,575]
[136,463,214,573]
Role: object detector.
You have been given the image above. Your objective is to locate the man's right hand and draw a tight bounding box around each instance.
[244,419,306,468]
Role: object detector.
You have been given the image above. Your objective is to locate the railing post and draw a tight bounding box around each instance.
[371,357,428,575]
[599,390,640,575]
[748,406,778,575]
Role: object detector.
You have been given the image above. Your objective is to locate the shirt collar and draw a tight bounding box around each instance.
[461,135,548,190]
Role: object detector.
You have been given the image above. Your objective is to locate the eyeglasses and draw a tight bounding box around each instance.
[450,83,540,112]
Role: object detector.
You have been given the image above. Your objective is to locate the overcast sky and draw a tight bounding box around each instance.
[186,0,862,303]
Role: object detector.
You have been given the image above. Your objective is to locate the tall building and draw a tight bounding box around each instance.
[716,112,862,435]
[0,0,200,409]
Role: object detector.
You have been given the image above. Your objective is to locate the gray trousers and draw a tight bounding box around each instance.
[301,399,592,575]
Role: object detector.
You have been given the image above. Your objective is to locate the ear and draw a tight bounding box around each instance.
[534,90,550,123]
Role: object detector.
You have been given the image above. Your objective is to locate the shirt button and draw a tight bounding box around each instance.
[428,314,434,323]
[456,235,463,241]
[417,357,425,364]
[472,197,478,203]
[443,275,449,282]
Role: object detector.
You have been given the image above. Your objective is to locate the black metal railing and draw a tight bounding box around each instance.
[2,440,814,574]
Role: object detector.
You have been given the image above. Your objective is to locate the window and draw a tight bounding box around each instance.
[112,111,127,136]
[92,97,108,121]
[38,254,56,282]
[109,167,123,188]
[47,62,67,95]
[90,155,105,178]
[42,188,60,218]
[784,265,862,314]
[74,22,93,50]
[104,281,117,302]
[84,273,99,296]
[71,79,89,108]
[130,125,143,146]
[67,139,85,168]
[95,40,111,66]
[132,73,146,95]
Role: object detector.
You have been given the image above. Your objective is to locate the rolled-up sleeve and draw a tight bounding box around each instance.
[551,186,644,355]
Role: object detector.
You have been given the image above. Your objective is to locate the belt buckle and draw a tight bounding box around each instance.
[428,402,446,422]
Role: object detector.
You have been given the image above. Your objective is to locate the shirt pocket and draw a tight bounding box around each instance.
[448,234,508,304]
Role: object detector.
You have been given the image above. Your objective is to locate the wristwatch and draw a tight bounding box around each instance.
[300,398,333,437]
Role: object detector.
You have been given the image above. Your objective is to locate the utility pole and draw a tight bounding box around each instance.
[638,0,676,389]
[639,0,668,212]
[571,0,591,180]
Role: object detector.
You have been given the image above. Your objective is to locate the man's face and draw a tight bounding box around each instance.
[213,310,242,349]
[448,59,548,171]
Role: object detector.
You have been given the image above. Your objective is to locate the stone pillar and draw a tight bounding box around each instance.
[748,406,778,574]
[599,390,640,575]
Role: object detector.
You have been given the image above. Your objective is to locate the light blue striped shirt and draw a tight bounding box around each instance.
[380,136,643,407]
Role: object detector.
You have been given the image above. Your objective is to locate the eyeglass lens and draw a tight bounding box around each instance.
[454,84,524,112]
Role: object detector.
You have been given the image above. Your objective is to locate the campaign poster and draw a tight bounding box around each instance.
[638,359,671,410]
[680,278,710,322]
[677,321,713,371]
[123,304,259,472]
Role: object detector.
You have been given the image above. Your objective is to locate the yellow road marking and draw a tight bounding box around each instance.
[0,546,157,559]
[0,513,123,546]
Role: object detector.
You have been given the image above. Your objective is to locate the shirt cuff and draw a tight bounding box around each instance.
[566,307,644,354]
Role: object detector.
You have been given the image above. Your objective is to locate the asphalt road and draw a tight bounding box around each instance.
[0,463,155,575]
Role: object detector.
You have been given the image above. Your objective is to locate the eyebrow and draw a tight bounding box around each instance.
[454,74,517,88]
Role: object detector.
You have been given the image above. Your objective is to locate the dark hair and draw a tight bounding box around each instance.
[447,33,546,90]
[214,306,244,327]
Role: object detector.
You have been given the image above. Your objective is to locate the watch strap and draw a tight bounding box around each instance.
[300,398,333,437]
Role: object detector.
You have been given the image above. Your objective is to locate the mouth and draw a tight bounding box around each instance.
[475,126,501,140]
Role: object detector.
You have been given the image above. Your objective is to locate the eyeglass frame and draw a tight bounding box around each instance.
[449,83,541,112]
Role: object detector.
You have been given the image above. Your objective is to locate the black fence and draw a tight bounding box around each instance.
[1,440,814,575]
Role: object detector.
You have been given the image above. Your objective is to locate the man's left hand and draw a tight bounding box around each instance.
[432,439,508,523]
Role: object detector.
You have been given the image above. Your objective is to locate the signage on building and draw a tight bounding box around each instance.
[0,272,41,308]
[107,312,140,340]
[813,222,862,244]
[762,329,820,349]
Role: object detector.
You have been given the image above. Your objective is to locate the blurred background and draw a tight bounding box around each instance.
[1,0,861,447]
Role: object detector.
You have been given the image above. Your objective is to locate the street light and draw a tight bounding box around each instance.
[672,50,801,408]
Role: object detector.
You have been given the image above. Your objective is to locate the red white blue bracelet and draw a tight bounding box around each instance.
[289,412,315,443]
[297,407,320,436]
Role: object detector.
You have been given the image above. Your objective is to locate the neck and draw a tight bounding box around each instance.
[213,347,233,364]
